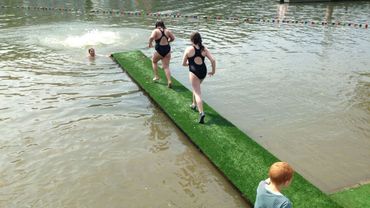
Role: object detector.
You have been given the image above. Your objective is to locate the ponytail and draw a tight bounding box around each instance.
[190,32,204,51]
[199,39,204,51]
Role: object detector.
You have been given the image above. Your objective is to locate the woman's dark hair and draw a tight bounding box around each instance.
[155,20,166,29]
[190,32,204,51]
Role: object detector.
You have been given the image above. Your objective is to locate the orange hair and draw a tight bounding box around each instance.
[269,162,294,185]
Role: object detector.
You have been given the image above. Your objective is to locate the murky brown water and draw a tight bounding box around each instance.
[0,12,249,208]
[0,0,369,206]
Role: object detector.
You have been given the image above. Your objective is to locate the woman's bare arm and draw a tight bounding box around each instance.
[182,47,189,66]
[167,30,175,43]
[205,48,216,75]
[148,30,157,48]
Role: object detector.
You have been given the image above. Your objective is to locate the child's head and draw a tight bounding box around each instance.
[269,162,294,187]
[88,48,95,57]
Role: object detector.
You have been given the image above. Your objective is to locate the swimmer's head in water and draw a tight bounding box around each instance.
[155,20,166,29]
[88,48,95,57]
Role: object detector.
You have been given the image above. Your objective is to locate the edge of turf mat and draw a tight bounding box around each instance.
[330,183,370,208]
[112,50,342,208]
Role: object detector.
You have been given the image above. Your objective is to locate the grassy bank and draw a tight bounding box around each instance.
[112,50,342,207]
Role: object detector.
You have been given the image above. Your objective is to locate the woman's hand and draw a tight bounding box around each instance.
[208,71,215,76]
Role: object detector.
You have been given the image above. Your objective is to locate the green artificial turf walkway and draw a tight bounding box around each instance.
[112,50,342,207]
[330,183,370,208]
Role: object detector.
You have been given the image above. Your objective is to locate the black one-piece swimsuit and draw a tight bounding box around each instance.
[155,29,171,57]
[188,46,207,80]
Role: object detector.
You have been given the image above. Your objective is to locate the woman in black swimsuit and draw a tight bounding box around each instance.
[182,32,216,124]
[148,20,175,88]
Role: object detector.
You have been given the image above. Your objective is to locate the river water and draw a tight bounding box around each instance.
[0,0,369,207]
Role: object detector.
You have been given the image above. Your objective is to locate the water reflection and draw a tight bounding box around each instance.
[351,72,370,135]
[277,3,288,19]
[135,106,250,207]
[325,4,334,22]
[175,149,208,197]
[2,0,369,24]
[145,108,171,153]
[85,0,93,12]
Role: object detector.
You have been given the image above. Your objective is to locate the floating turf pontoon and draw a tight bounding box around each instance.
[330,184,370,208]
[112,51,342,208]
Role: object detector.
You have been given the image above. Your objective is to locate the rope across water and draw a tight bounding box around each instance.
[0,5,368,29]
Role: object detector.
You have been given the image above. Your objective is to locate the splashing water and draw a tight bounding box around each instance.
[63,29,121,48]
[35,26,147,52]
[37,29,121,50]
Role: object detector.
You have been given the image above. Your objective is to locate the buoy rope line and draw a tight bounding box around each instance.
[0,5,368,29]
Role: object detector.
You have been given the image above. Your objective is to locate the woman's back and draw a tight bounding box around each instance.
[154,28,172,46]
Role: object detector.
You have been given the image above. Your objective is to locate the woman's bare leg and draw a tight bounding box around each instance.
[192,93,196,106]
[152,52,162,80]
[161,53,172,87]
[189,73,203,113]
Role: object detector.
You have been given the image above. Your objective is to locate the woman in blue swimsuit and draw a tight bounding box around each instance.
[148,20,175,88]
[182,32,216,124]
